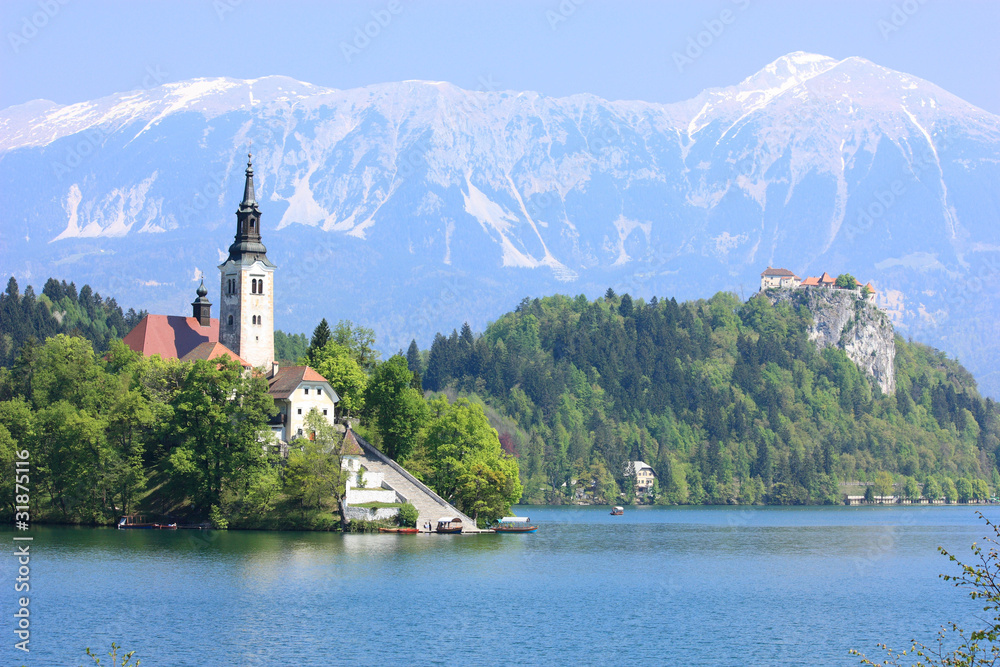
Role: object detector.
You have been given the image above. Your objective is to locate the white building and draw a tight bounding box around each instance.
[760,267,801,290]
[626,460,656,494]
[267,365,340,444]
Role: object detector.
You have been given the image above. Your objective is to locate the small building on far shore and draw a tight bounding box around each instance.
[626,460,656,495]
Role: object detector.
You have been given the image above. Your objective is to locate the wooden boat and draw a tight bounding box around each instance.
[118,515,177,530]
[492,517,538,533]
[436,517,464,534]
[379,527,419,534]
[610,506,624,516]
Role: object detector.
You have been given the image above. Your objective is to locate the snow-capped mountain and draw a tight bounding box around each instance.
[2,52,999,393]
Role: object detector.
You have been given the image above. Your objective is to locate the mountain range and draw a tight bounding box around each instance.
[1,52,998,393]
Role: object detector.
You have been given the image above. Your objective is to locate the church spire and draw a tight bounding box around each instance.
[227,150,272,264]
[241,152,257,209]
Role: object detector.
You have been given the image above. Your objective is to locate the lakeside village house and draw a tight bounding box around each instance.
[122,154,338,448]
[759,267,877,299]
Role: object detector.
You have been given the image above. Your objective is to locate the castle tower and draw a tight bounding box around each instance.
[218,153,276,369]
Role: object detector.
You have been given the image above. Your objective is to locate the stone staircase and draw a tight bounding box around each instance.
[351,431,482,532]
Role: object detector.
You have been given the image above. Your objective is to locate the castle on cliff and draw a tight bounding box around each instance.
[760,267,877,302]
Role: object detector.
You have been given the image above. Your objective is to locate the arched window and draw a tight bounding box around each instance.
[228,315,233,326]
[251,279,257,294]
[258,279,264,295]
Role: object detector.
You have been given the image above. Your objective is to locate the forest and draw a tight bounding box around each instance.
[0,277,145,367]
[406,290,1000,505]
[3,275,999,521]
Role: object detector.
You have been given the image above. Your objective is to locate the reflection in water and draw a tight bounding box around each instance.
[7,505,996,666]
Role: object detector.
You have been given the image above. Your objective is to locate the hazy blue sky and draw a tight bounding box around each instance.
[2,0,998,113]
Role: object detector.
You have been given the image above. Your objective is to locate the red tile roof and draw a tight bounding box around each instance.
[864,281,877,293]
[180,341,251,368]
[267,365,331,399]
[122,314,219,360]
[819,272,836,284]
[801,276,820,286]
[341,429,364,456]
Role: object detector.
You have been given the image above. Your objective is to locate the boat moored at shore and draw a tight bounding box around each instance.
[436,517,464,534]
[491,517,538,533]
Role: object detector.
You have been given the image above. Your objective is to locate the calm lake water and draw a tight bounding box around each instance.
[4,505,998,666]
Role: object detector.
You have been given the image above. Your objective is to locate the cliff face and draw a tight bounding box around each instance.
[767,288,896,394]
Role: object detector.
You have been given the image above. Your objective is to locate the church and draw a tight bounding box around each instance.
[122,154,339,445]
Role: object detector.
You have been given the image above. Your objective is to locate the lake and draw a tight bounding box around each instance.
[5,505,997,666]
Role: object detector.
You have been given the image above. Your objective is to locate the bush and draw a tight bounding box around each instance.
[208,505,229,530]
[397,503,418,527]
[835,273,859,289]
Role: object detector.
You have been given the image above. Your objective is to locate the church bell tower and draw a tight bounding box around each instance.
[218,153,276,369]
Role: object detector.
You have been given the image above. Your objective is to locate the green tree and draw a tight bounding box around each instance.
[972,479,990,502]
[397,502,418,527]
[363,355,427,461]
[422,396,522,525]
[283,408,349,525]
[944,477,959,503]
[874,471,895,501]
[307,319,332,359]
[590,460,618,504]
[836,273,859,289]
[903,476,921,502]
[274,330,308,363]
[923,478,942,502]
[309,341,367,418]
[406,339,423,391]
[166,358,274,513]
[332,320,380,373]
[0,398,33,521]
[957,478,974,503]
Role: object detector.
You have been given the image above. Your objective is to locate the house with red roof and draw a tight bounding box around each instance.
[122,154,338,446]
[267,365,340,443]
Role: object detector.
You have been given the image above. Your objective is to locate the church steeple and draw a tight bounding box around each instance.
[219,150,277,371]
[241,152,257,208]
[227,152,270,264]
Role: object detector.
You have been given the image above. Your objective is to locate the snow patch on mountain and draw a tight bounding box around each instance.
[611,215,652,265]
[53,172,162,241]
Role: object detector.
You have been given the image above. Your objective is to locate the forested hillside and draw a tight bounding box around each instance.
[0,277,145,367]
[415,291,1000,505]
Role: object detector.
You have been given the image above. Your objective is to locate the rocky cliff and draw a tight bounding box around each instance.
[767,288,896,394]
